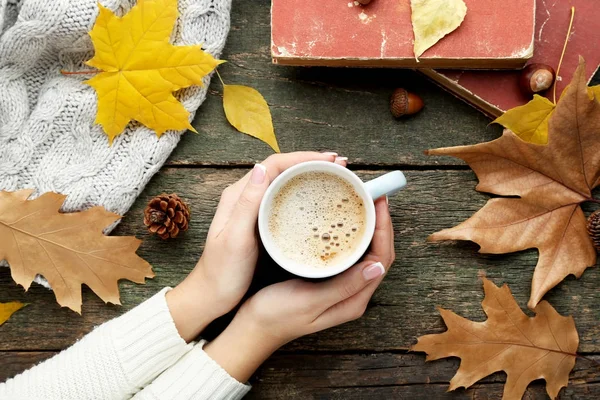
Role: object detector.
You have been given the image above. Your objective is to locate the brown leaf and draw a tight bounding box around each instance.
[0,190,154,313]
[412,278,579,400]
[427,57,600,309]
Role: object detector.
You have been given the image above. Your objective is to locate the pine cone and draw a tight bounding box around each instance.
[587,210,600,251]
[144,193,190,240]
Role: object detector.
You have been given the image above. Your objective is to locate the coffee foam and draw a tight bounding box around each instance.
[268,172,366,268]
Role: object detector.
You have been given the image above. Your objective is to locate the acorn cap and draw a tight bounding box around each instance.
[390,88,424,118]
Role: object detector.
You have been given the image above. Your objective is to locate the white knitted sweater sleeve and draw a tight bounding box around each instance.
[131,342,250,400]
[0,288,251,399]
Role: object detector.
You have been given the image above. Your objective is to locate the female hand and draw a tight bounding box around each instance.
[204,198,395,381]
[166,152,347,341]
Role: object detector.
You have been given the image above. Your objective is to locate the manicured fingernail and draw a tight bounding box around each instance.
[335,156,348,163]
[323,151,338,156]
[251,164,267,184]
[362,262,385,280]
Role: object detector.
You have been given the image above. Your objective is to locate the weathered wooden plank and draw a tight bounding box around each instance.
[0,169,598,353]
[250,353,600,387]
[2,351,598,399]
[247,353,600,399]
[248,383,600,399]
[169,0,600,167]
[169,0,506,167]
[0,352,54,382]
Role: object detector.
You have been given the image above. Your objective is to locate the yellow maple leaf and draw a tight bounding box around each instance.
[588,84,600,100]
[223,84,280,153]
[85,0,223,143]
[494,85,600,145]
[0,302,27,326]
[493,95,556,145]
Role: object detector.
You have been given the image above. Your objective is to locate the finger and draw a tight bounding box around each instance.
[227,152,339,199]
[367,197,394,266]
[211,152,339,232]
[312,275,382,331]
[314,260,385,309]
[223,164,270,237]
[262,152,339,179]
[334,156,348,167]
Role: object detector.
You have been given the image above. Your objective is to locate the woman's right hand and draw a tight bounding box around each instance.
[167,152,346,342]
[204,197,395,382]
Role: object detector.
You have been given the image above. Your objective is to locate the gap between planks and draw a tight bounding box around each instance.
[163,162,473,171]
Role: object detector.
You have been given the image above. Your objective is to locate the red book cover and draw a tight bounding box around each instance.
[421,0,600,117]
[271,0,536,69]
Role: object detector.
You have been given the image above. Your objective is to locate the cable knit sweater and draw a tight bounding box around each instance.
[0,288,251,399]
[0,0,230,285]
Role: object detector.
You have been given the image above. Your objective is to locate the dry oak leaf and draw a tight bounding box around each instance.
[412,278,579,400]
[85,0,223,143]
[410,0,467,59]
[0,190,154,313]
[428,58,600,309]
[0,302,27,326]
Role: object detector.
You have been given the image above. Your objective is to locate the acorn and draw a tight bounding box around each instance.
[519,63,555,97]
[390,88,424,118]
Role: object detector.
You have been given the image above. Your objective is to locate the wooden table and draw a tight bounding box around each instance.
[2,1,599,398]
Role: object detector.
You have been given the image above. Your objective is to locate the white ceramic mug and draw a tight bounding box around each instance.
[258,161,406,278]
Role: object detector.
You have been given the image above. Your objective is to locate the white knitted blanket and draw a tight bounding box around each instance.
[0,0,231,284]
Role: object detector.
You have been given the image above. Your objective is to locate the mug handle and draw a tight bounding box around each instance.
[364,171,407,200]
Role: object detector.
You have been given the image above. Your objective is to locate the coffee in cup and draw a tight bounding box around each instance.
[267,171,366,268]
[259,161,406,278]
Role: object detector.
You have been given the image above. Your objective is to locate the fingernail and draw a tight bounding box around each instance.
[323,151,338,156]
[385,196,389,205]
[362,262,385,280]
[335,156,348,163]
[251,164,267,184]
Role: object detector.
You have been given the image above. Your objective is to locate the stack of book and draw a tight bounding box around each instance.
[271,0,599,117]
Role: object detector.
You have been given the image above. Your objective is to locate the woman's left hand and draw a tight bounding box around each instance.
[204,197,395,381]
[166,152,346,341]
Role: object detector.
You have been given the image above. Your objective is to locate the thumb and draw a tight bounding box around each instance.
[317,260,386,309]
[227,164,270,235]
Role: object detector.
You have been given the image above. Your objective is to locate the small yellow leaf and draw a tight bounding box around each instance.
[588,85,600,101]
[223,85,280,153]
[85,0,223,143]
[0,302,27,326]
[493,95,556,145]
[410,0,467,59]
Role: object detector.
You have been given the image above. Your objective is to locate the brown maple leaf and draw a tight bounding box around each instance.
[427,57,600,309]
[412,278,579,399]
[0,190,154,313]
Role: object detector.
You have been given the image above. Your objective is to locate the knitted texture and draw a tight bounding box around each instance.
[0,0,231,285]
[132,341,250,400]
[0,288,200,399]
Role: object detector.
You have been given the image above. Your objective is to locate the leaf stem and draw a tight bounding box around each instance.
[585,198,600,204]
[215,69,225,87]
[60,69,100,76]
[553,6,575,104]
